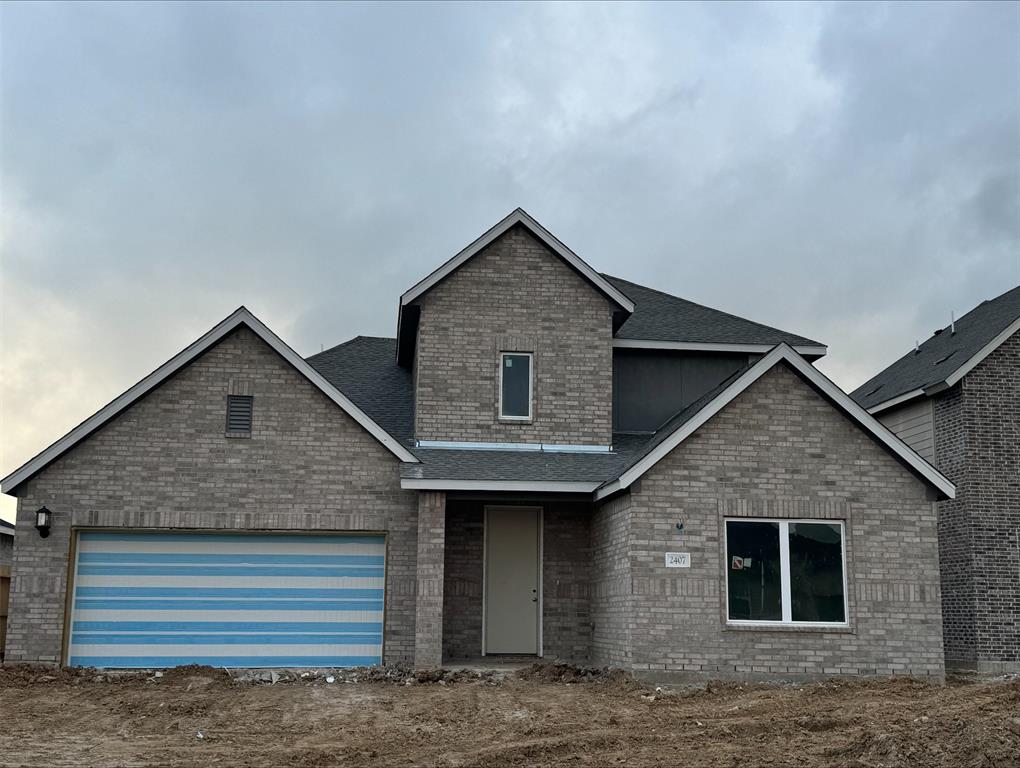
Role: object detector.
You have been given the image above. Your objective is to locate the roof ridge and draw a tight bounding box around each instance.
[306,335,373,361]
[948,282,1020,330]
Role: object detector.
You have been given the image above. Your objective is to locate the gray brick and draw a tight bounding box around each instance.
[6,327,420,665]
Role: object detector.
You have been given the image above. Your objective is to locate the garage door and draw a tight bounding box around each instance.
[68,531,385,669]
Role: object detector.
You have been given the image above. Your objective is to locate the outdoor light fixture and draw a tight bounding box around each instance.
[35,506,52,538]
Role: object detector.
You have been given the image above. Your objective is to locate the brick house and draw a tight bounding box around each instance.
[852,286,1019,675]
[1,209,955,681]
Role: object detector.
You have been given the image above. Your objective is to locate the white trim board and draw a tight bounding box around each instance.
[613,339,828,357]
[595,344,956,501]
[399,208,635,312]
[1,307,418,493]
[865,316,1020,415]
[400,479,600,493]
[866,388,926,415]
[415,440,612,453]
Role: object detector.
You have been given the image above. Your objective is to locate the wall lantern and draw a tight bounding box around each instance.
[35,506,52,538]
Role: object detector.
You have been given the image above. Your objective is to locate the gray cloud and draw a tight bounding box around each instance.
[2,1,1017,522]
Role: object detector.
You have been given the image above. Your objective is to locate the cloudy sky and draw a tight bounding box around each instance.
[1,1,1018,522]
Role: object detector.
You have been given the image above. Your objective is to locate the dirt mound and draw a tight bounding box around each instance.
[0,664,147,687]
[0,670,1016,766]
[159,664,231,682]
[516,662,639,688]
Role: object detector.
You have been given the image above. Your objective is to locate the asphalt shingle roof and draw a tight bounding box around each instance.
[304,275,823,484]
[603,274,824,348]
[306,336,414,443]
[852,285,1020,410]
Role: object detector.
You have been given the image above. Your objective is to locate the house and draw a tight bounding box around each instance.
[852,286,1019,675]
[1,209,955,681]
[0,519,12,659]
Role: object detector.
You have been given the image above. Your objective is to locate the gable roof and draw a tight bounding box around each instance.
[852,285,1020,413]
[1,308,418,495]
[594,344,955,501]
[604,275,827,358]
[307,336,413,443]
[400,208,635,312]
[396,208,634,366]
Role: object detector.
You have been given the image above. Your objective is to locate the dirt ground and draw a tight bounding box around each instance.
[0,664,1016,768]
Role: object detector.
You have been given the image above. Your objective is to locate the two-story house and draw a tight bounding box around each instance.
[853,286,1019,675]
[1,209,955,681]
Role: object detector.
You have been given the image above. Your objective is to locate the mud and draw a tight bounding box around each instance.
[0,663,1016,767]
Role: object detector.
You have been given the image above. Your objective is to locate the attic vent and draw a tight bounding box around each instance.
[934,351,957,366]
[226,395,253,436]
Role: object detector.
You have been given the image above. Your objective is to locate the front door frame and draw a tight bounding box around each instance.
[481,505,543,657]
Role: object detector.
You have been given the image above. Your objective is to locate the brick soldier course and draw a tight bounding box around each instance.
[2,208,964,680]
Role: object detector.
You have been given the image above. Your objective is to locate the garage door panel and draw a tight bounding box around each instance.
[69,531,386,669]
[76,575,385,589]
[69,654,382,668]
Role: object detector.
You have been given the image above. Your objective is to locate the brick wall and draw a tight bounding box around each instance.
[414,491,446,668]
[442,499,591,661]
[6,327,420,665]
[590,493,633,668]
[933,386,976,668]
[935,331,1019,673]
[414,225,615,445]
[622,363,945,681]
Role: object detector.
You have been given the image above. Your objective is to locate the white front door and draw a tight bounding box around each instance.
[484,506,541,655]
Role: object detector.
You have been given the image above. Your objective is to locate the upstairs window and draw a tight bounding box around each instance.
[499,352,532,420]
[225,395,254,436]
[725,519,847,625]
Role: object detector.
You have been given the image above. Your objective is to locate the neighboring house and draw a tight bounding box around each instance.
[1,209,954,681]
[853,286,1020,675]
[0,519,13,659]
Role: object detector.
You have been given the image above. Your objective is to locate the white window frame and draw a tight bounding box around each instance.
[498,352,533,421]
[724,518,849,628]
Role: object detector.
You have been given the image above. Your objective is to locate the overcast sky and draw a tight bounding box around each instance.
[2,1,1018,522]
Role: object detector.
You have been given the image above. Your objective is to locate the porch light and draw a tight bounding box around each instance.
[35,506,52,538]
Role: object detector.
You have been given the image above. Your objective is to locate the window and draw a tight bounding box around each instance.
[499,352,532,420]
[226,395,253,436]
[725,519,847,625]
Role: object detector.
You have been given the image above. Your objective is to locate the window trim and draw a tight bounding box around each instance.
[498,352,533,421]
[724,517,849,628]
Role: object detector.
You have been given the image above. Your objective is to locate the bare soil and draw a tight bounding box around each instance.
[0,663,1017,767]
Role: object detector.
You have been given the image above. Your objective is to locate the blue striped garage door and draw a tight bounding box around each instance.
[67,531,386,669]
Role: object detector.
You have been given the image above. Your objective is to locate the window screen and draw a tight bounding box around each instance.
[500,353,532,419]
[226,395,253,434]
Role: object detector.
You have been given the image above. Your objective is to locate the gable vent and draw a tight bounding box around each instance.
[226,395,253,435]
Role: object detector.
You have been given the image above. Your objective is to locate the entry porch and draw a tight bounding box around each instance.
[413,492,593,668]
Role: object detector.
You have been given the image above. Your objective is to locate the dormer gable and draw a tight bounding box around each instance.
[396,208,633,367]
